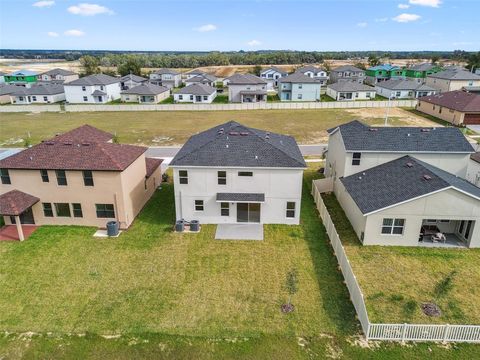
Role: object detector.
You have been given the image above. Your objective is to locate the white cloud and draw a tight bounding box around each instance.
[357,22,368,28]
[47,31,59,37]
[398,4,410,9]
[247,39,261,46]
[392,13,421,22]
[64,29,85,37]
[33,1,55,7]
[374,17,389,22]
[194,24,217,32]
[67,3,113,16]
[409,0,441,7]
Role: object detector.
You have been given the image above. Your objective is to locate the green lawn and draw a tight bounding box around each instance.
[321,191,480,325]
[0,172,479,358]
[212,94,229,103]
[0,108,429,147]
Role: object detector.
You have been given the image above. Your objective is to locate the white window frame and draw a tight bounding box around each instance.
[194,200,204,212]
[179,170,188,184]
[381,218,405,235]
[286,202,296,218]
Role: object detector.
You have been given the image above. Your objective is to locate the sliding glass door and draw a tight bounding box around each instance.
[237,203,261,223]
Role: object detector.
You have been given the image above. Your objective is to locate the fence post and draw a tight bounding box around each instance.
[401,323,408,343]
[443,324,450,343]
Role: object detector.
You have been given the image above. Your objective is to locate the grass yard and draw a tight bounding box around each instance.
[1,171,479,358]
[0,107,437,147]
[321,190,480,325]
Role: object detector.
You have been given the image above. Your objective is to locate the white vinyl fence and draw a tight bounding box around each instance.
[0,105,61,112]
[64,99,417,112]
[311,179,480,343]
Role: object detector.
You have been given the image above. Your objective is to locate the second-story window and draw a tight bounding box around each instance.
[238,171,253,177]
[83,170,94,186]
[56,170,67,186]
[0,169,11,184]
[352,153,361,166]
[40,169,49,182]
[218,171,227,185]
[179,170,188,184]
[82,86,86,91]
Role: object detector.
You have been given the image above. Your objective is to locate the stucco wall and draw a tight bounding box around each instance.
[65,83,121,103]
[228,83,266,103]
[425,77,480,92]
[172,167,304,225]
[416,100,467,125]
[467,159,480,186]
[279,83,321,101]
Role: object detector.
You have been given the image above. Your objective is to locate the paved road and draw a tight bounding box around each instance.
[146,144,327,158]
[0,144,327,160]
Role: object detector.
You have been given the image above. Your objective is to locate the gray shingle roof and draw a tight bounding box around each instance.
[185,74,217,83]
[227,73,267,85]
[375,79,437,91]
[409,63,436,72]
[341,155,480,214]
[152,68,179,75]
[176,83,216,96]
[120,74,147,83]
[0,84,22,96]
[328,120,474,153]
[216,193,265,202]
[170,121,306,168]
[66,74,120,86]
[428,69,480,80]
[12,84,64,96]
[121,83,169,95]
[279,72,318,83]
[91,90,107,96]
[332,65,364,73]
[260,67,288,75]
[328,81,374,92]
[40,68,77,76]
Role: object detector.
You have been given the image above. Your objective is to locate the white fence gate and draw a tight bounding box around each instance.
[311,179,480,343]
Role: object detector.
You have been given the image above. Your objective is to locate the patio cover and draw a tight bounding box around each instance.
[0,190,39,216]
[216,193,265,203]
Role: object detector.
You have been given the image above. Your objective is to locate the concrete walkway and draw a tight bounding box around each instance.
[215,224,264,241]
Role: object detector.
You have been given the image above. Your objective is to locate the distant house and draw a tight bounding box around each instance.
[0,125,162,233]
[278,72,321,101]
[173,84,217,103]
[149,69,182,89]
[462,86,480,94]
[405,63,442,83]
[185,69,206,79]
[4,70,38,87]
[10,84,65,104]
[0,72,7,84]
[260,67,288,90]
[365,64,406,85]
[416,90,480,125]
[375,79,437,99]
[169,121,306,225]
[121,83,170,103]
[329,65,365,84]
[37,68,79,83]
[227,74,267,103]
[426,69,480,93]
[184,73,217,87]
[0,84,20,104]
[119,74,147,90]
[467,152,480,187]
[64,74,121,103]
[326,81,375,101]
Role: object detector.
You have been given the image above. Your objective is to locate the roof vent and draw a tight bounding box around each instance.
[421,128,430,132]
[406,162,414,168]
[45,141,55,145]
[29,156,33,161]
[255,155,258,159]
[226,144,229,148]
[229,131,239,136]
[63,142,72,146]
[423,174,432,181]
[358,176,362,180]
[81,142,90,146]
[240,132,249,136]
[369,128,378,132]
[407,133,411,137]
[265,132,270,139]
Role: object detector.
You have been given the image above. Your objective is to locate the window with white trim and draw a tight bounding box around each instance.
[217,171,226,185]
[220,202,229,216]
[381,218,405,235]
[352,152,361,166]
[179,170,188,184]
[195,200,204,211]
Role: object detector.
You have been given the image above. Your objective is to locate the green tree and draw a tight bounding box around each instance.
[466,52,480,72]
[118,57,143,76]
[354,62,366,70]
[368,54,380,67]
[430,55,440,64]
[80,55,100,75]
[251,65,263,76]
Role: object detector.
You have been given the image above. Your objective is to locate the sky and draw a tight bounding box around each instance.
[0,0,479,51]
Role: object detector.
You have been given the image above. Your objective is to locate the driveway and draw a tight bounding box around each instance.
[215,224,264,240]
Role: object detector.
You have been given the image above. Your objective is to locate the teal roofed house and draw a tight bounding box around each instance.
[365,64,406,85]
[405,63,442,83]
[4,70,38,86]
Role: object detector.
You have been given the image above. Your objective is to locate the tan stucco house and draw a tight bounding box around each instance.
[0,125,162,237]
[324,120,479,247]
[425,69,480,93]
[416,90,480,125]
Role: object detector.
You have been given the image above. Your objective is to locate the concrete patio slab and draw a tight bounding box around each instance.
[93,229,123,238]
[215,224,264,241]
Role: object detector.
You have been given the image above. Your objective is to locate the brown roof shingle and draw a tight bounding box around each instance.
[419,90,480,112]
[145,158,163,177]
[50,124,113,143]
[0,190,40,216]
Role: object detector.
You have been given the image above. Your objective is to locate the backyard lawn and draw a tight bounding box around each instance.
[0,107,437,147]
[1,171,479,358]
[321,190,480,325]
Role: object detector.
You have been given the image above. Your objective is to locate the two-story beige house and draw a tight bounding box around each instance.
[0,125,162,239]
[425,69,480,93]
[324,120,479,248]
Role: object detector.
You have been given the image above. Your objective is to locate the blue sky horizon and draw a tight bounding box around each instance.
[0,0,478,52]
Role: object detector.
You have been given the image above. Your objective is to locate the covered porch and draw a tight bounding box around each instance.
[92,90,107,103]
[240,90,267,103]
[418,219,474,248]
[0,190,39,241]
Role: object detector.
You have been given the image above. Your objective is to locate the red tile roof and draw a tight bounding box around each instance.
[0,190,39,216]
[419,90,480,112]
[145,158,163,177]
[0,125,146,171]
[49,124,113,143]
